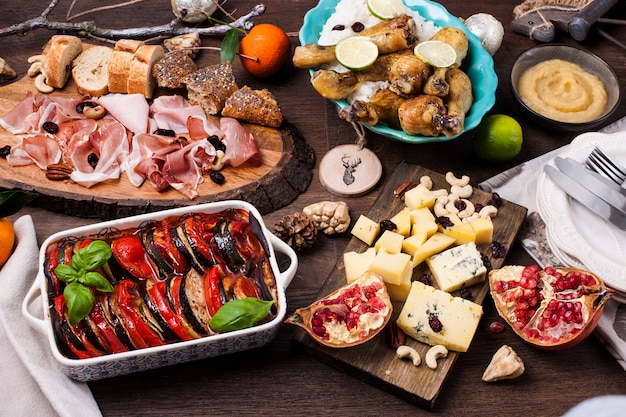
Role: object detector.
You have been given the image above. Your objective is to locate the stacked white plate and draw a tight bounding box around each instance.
[536,131,626,302]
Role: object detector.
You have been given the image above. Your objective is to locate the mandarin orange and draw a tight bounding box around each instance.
[0,217,15,267]
[238,24,291,78]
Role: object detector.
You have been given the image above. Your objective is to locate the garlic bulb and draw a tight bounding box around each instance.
[171,0,218,23]
[463,13,504,56]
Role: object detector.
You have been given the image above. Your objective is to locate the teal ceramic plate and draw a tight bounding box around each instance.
[299,0,497,144]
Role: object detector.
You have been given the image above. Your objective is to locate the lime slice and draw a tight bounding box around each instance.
[335,36,379,70]
[414,40,457,68]
[367,0,405,20]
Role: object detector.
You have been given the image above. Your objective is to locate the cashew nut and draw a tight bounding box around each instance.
[445,193,460,214]
[425,345,448,369]
[27,61,43,77]
[418,175,433,190]
[433,196,450,217]
[83,104,106,119]
[479,205,498,218]
[27,54,46,63]
[431,188,448,197]
[462,212,480,223]
[211,150,226,171]
[445,171,470,187]
[34,73,54,93]
[450,184,473,198]
[457,199,475,219]
[396,345,421,367]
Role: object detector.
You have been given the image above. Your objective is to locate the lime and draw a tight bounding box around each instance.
[472,114,523,163]
[367,0,405,20]
[335,36,379,70]
[414,40,457,68]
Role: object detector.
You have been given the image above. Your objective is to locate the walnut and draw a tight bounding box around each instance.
[302,201,350,234]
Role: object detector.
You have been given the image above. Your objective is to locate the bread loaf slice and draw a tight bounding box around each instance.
[42,35,83,88]
[152,50,197,89]
[108,39,144,94]
[72,45,114,97]
[127,44,164,98]
[221,86,284,127]
[185,63,238,115]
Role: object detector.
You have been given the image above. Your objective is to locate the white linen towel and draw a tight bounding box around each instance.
[0,215,102,417]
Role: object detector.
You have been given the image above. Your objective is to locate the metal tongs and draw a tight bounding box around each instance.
[511,0,626,48]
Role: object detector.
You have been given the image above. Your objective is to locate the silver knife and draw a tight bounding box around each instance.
[554,157,626,216]
[544,165,626,230]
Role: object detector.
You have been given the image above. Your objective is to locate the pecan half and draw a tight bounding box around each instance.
[46,163,73,181]
[385,321,406,349]
[394,180,417,200]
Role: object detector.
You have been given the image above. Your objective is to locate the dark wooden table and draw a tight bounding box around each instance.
[3,0,626,415]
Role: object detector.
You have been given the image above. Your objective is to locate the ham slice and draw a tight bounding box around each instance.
[98,93,150,134]
[126,133,182,187]
[150,95,206,134]
[220,117,261,167]
[0,92,84,134]
[7,135,62,169]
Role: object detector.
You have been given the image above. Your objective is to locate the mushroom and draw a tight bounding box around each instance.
[425,345,448,369]
[482,345,525,382]
[396,345,421,367]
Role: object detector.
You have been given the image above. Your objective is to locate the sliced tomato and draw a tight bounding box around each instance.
[146,280,195,341]
[88,296,130,353]
[111,235,159,280]
[52,296,107,359]
[115,279,166,347]
[204,265,227,317]
[233,276,261,300]
[152,224,189,275]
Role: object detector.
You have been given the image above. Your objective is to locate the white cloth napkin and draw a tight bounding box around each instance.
[479,118,626,371]
[0,215,102,417]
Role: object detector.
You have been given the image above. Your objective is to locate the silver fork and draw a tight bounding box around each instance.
[585,146,626,185]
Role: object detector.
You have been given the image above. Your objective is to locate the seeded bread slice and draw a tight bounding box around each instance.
[185,62,238,115]
[152,50,197,90]
[127,44,165,98]
[41,35,83,89]
[221,86,284,127]
[107,39,144,94]
[72,45,114,97]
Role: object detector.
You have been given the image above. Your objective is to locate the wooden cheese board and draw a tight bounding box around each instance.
[0,75,314,220]
[290,160,528,409]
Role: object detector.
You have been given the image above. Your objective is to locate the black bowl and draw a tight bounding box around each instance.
[510,44,621,132]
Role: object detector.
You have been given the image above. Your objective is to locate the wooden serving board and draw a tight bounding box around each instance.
[290,160,528,409]
[0,75,314,220]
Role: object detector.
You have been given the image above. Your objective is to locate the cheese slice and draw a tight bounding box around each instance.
[469,216,493,244]
[404,184,436,210]
[426,242,486,292]
[367,250,412,286]
[385,262,413,302]
[411,232,455,267]
[351,214,380,246]
[396,281,483,352]
[374,230,404,254]
[344,247,376,283]
[443,222,477,245]
[410,207,437,237]
[390,207,412,236]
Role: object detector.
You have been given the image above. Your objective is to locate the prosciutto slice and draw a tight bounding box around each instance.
[7,135,62,169]
[220,117,261,167]
[150,95,208,134]
[0,92,84,134]
[126,133,183,188]
[98,93,150,134]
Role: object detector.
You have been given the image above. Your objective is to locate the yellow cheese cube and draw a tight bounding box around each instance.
[469,216,494,244]
[390,207,412,236]
[375,230,404,254]
[368,250,412,286]
[410,207,437,237]
[385,264,413,302]
[437,212,461,232]
[404,184,436,210]
[351,214,380,246]
[411,232,455,267]
[401,230,428,256]
[426,242,487,292]
[443,222,477,245]
[343,247,376,283]
[396,281,483,352]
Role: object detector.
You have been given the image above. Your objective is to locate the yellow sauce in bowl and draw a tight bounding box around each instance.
[518,59,608,123]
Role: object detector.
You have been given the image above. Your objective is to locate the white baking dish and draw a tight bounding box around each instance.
[22,200,297,381]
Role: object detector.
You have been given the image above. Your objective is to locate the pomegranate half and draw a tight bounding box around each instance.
[285,271,392,348]
[489,265,612,350]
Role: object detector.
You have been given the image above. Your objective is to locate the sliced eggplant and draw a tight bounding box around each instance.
[214,220,245,271]
[181,268,212,333]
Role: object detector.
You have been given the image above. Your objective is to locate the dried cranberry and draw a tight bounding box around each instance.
[351,22,365,32]
[474,203,484,212]
[332,24,345,31]
[488,192,503,208]
[153,128,176,137]
[489,241,507,258]
[379,219,396,232]
[489,321,505,334]
[87,153,99,169]
[481,253,492,272]
[207,135,226,152]
[428,313,443,332]
[0,145,10,158]
[436,216,454,229]
[209,171,225,185]
[459,288,472,300]
[75,101,97,113]
[42,121,58,134]
[417,273,432,286]
[454,199,467,211]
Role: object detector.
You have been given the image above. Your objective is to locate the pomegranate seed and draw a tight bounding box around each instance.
[489,321,505,333]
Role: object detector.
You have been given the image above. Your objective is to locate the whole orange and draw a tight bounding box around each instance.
[0,217,15,267]
[239,24,291,78]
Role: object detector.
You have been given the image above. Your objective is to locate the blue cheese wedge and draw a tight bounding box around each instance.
[396,281,483,352]
[426,242,486,292]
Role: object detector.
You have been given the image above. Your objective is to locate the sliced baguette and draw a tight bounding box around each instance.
[127,44,165,98]
[222,86,284,127]
[72,45,114,97]
[107,39,144,94]
[42,35,83,88]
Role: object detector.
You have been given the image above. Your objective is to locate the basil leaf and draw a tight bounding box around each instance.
[81,272,114,293]
[209,297,274,333]
[64,282,94,326]
[54,264,80,283]
[0,190,38,218]
[221,29,239,64]
[73,240,112,271]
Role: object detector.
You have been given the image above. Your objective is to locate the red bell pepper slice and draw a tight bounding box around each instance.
[111,235,158,280]
[53,296,106,359]
[146,280,194,341]
[115,280,165,347]
[204,265,227,317]
[89,296,129,353]
[152,225,188,275]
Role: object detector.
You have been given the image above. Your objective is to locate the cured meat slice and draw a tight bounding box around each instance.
[98,93,150,134]
[7,134,62,169]
[220,117,261,167]
[150,95,206,134]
